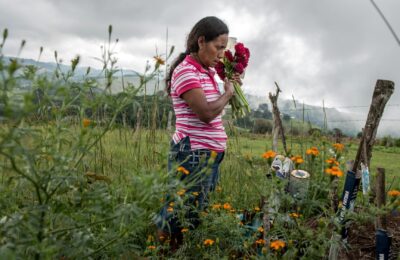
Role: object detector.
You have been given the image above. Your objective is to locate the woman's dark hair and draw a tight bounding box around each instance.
[166,16,229,94]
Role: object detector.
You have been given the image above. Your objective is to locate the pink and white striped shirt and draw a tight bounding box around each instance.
[171,55,227,152]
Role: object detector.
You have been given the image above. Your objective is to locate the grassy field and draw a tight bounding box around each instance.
[1,124,399,259]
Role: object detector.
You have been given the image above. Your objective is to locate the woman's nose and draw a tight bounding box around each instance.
[217,51,224,59]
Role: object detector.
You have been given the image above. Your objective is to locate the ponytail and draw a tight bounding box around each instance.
[166,50,188,95]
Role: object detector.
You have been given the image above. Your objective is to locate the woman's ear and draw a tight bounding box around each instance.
[197,36,205,50]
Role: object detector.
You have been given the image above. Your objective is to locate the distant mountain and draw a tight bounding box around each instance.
[245,94,360,136]
[5,57,389,137]
[3,56,152,93]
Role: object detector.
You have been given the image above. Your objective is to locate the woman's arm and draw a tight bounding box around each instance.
[181,78,234,124]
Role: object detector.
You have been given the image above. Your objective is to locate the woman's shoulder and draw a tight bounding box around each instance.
[173,61,199,77]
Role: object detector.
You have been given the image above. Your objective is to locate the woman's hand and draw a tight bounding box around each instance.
[232,72,243,86]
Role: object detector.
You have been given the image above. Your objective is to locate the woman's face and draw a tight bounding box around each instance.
[198,33,228,68]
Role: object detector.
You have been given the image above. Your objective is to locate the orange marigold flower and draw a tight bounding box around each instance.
[210,150,218,159]
[147,245,156,250]
[326,166,343,177]
[83,118,91,128]
[333,143,344,152]
[270,240,285,251]
[223,203,232,210]
[257,226,264,233]
[181,228,189,233]
[326,158,340,166]
[167,207,173,213]
[177,166,190,175]
[306,147,319,156]
[296,158,304,164]
[169,202,174,207]
[388,190,400,197]
[254,206,260,212]
[153,55,165,65]
[262,150,277,159]
[192,191,199,196]
[204,239,215,246]
[256,238,265,245]
[291,155,303,162]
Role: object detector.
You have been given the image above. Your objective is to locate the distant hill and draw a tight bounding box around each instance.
[3,56,160,94]
[5,57,376,136]
[245,94,360,136]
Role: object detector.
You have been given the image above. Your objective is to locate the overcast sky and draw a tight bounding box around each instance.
[1,0,399,134]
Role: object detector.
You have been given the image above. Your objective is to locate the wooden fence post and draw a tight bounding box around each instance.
[269,82,288,154]
[376,167,387,230]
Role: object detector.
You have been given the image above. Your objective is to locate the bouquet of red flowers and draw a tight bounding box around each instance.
[215,42,250,118]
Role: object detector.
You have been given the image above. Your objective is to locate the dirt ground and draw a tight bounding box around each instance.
[339,213,399,259]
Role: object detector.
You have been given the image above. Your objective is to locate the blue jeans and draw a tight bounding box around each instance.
[155,136,224,234]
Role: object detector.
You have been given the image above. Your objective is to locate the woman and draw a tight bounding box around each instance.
[155,16,239,250]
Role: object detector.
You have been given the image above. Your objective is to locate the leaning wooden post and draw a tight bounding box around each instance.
[269,82,288,154]
[329,79,394,260]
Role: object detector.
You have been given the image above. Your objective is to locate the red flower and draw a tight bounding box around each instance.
[234,43,247,57]
[234,63,244,74]
[236,55,248,68]
[245,47,250,59]
[224,50,234,62]
[215,61,226,80]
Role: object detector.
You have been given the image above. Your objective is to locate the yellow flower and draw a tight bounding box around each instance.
[289,213,300,218]
[262,246,268,254]
[223,203,232,210]
[388,190,400,197]
[167,207,173,213]
[256,239,265,245]
[270,240,285,251]
[153,55,165,65]
[210,150,218,159]
[212,203,222,210]
[254,206,260,212]
[177,166,190,175]
[204,239,215,246]
[216,186,222,192]
[147,245,156,250]
[147,235,154,242]
[262,150,277,159]
[169,202,174,207]
[82,118,91,128]
[177,189,186,196]
[257,226,264,233]
[181,228,189,233]
[192,191,199,196]
[333,143,344,152]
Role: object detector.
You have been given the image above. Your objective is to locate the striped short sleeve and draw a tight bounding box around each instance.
[173,67,202,97]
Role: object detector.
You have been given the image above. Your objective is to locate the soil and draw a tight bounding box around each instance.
[339,213,400,259]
